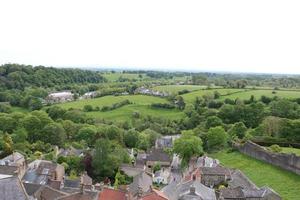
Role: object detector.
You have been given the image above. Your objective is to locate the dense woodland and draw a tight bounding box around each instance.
[1,64,300,183]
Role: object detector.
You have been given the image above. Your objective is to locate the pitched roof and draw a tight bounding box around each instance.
[23,182,42,196]
[141,189,169,200]
[98,187,127,200]
[129,172,152,197]
[163,180,216,200]
[33,185,67,200]
[146,148,171,163]
[0,176,29,200]
[220,187,245,199]
[57,190,99,200]
[200,166,230,176]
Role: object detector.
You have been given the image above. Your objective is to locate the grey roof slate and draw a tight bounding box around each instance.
[129,172,152,197]
[0,176,29,200]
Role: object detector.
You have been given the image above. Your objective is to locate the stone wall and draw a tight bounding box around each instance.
[237,141,300,175]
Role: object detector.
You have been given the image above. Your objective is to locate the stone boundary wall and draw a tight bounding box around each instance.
[236,141,300,175]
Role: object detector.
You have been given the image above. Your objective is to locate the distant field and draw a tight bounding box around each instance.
[103,73,144,81]
[153,85,207,93]
[281,147,300,156]
[182,88,247,103]
[58,95,183,121]
[220,89,300,100]
[211,151,300,200]
[87,104,184,121]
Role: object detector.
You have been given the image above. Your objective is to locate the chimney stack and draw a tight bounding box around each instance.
[190,186,196,195]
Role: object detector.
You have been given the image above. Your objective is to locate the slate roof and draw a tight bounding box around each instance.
[0,152,25,166]
[200,167,230,176]
[33,185,67,200]
[23,182,42,196]
[228,169,257,190]
[0,165,19,175]
[146,148,171,163]
[98,187,127,200]
[64,178,81,188]
[129,172,152,197]
[220,187,244,199]
[0,176,29,200]
[163,180,216,200]
[56,190,99,200]
[120,164,144,177]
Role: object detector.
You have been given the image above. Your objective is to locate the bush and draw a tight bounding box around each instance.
[101,100,131,111]
[151,103,175,109]
[268,144,282,153]
[83,105,93,112]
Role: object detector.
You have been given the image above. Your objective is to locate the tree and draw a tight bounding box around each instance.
[270,99,299,119]
[47,106,66,120]
[2,133,13,156]
[175,96,186,110]
[206,116,223,129]
[207,126,228,151]
[42,123,66,146]
[228,122,247,139]
[92,139,122,180]
[138,132,150,150]
[83,105,93,112]
[173,131,203,167]
[124,129,139,148]
[76,126,97,146]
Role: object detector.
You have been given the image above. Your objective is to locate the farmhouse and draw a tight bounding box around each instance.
[46,91,74,104]
[146,148,172,169]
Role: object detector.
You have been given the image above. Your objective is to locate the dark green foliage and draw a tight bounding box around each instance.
[207,126,228,151]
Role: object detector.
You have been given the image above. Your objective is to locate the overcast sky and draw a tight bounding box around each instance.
[1,0,300,74]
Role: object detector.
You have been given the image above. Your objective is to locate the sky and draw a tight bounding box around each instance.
[1,0,300,74]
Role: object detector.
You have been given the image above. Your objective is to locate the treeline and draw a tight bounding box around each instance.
[0,64,106,90]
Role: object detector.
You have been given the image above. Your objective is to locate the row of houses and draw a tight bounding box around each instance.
[134,87,169,97]
[45,91,97,104]
[0,136,282,200]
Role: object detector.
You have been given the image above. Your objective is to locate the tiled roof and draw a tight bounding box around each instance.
[220,187,244,199]
[0,176,29,200]
[98,187,127,200]
[33,185,67,200]
[200,166,230,176]
[129,172,152,197]
[57,190,99,200]
[141,189,169,200]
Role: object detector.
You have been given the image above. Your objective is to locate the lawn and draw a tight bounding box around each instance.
[211,151,300,200]
[152,85,208,94]
[58,95,184,121]
[281,147,300,156]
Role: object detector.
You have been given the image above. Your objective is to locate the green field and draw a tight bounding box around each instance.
[281,147,300,156]
[182,88,247,103]
[58,95,183,121]
[152,85,207,93]
[211,151,300,200]
[103,73,145,81]
[220,89,300,100]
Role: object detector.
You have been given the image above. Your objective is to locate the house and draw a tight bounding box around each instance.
[163,179,216,200]
[33,185,67,200]
[129,172,153,198]
[120,164,145,177]
[0,152,27,179]
[80,91,98,99]
[155,135,180,149]
[22,160,65,190]
[152,168,170,185]
[0,176,30,200]
[98,187,128,200]
[140,189,169,200]
[218,186,282,200]
[146,148,172,169]
[81,171,93,190]
[46,91,74,104]
[199,166,231,188]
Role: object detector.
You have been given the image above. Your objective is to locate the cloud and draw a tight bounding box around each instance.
[1,0,300,74]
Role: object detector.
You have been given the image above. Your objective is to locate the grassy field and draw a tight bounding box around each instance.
[281,147,300,156]
[220,89,300,100]
[152,85,207,93]
[182,88,247,103]
[103,73,145,81]
[58,95,183,121]
[211,151,300,200]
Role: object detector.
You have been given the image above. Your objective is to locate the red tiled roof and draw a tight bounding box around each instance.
[141,189,168,200]
[98,188,127,200]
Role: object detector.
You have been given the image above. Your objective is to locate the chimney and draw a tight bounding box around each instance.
[80,183,85,194]
[137,186,143,197]
[190,186,196,195]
